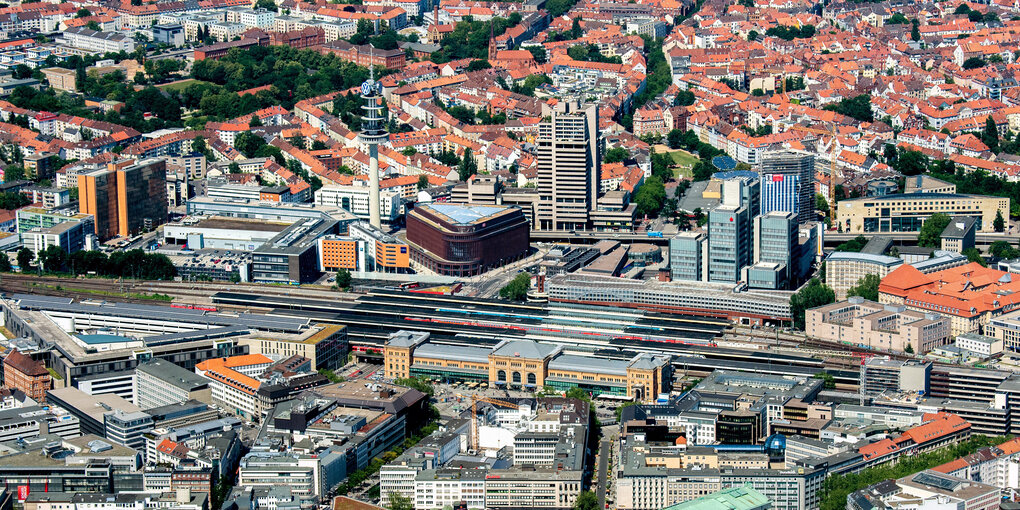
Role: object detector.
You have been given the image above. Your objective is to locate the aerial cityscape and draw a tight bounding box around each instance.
[4,0,1020,510]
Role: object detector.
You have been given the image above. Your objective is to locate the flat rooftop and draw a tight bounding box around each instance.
[75,333,133,345]
[15,294,309,334]
[256,218,338,255]
[826,252,903,266]
[695,369,820,399]
[187,217,293,232]
[547,273,792,306]
[414,342,490,364]
[309,379,426,415]
[136,359,209,391]
[251,323,346,345]
[64,434,138,457]
[419,203,515,225]
[549,354,627,376]
[46,387,141,422]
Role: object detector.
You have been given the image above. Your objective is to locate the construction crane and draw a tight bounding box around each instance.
[471,395,520,453]
[855,352,875,406]
[829,123,838,225]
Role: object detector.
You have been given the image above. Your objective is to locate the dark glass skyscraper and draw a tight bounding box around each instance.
[760,151,815,224]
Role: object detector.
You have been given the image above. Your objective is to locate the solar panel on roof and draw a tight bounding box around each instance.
[14,294,72,304]
[144,326,250,346]
[18,296,309,333]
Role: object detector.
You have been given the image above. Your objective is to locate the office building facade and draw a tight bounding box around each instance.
[707,204,751,284]
[753,211,797,287]
[826,252,903,300]
[760,151,815,224]
[78,159,168,239]
[22,217,95,257]
[838,193,1009,233]
[806,298,951,354]
[536,101,600,231]
[251,219,340,284]
[134,359,211,410]
[706,175,757,284]
[317,222,410,273]
[669,232,706,282]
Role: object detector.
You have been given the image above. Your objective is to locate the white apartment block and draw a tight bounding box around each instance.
[60,27,136,53]
[207,378,258,419]
[208,22,247,42]
[675,413,717,445]
[395,470,584,510]
[380,465,417,502]
[225,8,276,28]
[317,21,357,41]
[617,474,722,510]
[483,474,583,509]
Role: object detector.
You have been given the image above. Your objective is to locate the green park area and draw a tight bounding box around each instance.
[653,145,698,178]
[158,79,212,92]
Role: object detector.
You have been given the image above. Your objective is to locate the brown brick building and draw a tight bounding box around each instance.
[405,203,529,276]
[3,349,51,402]
[270,27,324,49]
[318,40,406,69]
[193,37,267,61]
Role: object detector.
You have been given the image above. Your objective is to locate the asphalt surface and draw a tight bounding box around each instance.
[597,439,610,509]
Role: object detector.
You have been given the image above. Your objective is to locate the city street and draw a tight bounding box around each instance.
[597,439,611,509]
[458,245,551,298]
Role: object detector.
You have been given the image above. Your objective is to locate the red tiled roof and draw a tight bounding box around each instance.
[859,438,897,460]
[3,349,48,377]
[878,264,931,296]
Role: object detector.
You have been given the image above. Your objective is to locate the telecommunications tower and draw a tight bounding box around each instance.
[359,67,387,229]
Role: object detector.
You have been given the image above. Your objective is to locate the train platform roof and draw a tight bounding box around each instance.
[17,294,309,333]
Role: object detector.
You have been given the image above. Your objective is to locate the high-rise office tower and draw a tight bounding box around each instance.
[719,171,760,218]
[359,71,387,229]
[78,158,167,240]
[669,232,707,282]
[753,211,797,286]
[536,101,600,231]
[760,151,815,224]
[708,179,752,283]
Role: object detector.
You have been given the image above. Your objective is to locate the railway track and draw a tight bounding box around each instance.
[0,275,173,305]
[0,275,879,383]
[0,274,360,305]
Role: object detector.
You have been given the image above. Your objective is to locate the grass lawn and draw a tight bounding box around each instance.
[670,150,698,167]
[653,145,699,178]
[158,79,212,92]
[674,166,693,179]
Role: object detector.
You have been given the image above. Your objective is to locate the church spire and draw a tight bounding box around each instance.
[488,22,497,61]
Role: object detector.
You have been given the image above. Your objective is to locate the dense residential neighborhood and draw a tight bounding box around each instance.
[6,0,1020,510]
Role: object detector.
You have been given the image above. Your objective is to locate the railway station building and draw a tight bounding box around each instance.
[383,332,671,401]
